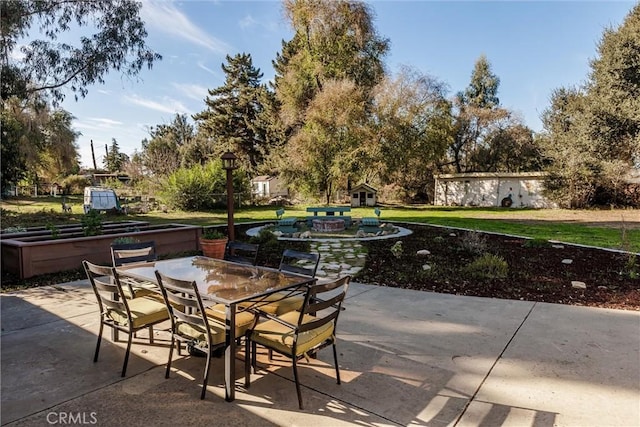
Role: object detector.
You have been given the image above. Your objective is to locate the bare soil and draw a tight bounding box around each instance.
[356,223,640,311]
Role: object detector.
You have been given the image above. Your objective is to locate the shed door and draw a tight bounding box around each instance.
[359,192,366,206]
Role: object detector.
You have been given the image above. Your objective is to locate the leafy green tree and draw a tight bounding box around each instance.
[275,0,389,129]
[369,66,452,201]
[471,122,545,173]
[280,79,367,203]
[540,87,598,207]
[541,5,639,207]
[1,102,30,191]
[587,4,639,167]
[194,53,271,173]
[1,0,161,103]
[271,0,389,200]
[41,110,81,178]
[1,95,80,191]
[141,114,194,176]
[448,55,510,173]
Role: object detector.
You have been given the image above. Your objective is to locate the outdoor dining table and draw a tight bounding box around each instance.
[116,255,316,402]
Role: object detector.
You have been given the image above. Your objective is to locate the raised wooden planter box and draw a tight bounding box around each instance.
[1,223,205,279]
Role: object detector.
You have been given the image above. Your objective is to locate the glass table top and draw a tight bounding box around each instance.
[117,256,312,304]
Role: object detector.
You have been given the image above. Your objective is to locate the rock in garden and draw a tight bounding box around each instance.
[552,244,565,249]
[571,281,587,289]
[562,259,573,265]
[272,231,283,237]
[422,264,431,270]
[356,230,366,238]
[449,233,456,237]
[417,249,431,256]
[300,231,311,238]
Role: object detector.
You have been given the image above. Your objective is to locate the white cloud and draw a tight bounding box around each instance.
[90,117,123,126]
[197,61,217,76]
[239,15,258,30]
[172,83,209,101]
[123,94,191,115]
[238,13,281,33]
[141,0,232,54]
[75,117,123,131]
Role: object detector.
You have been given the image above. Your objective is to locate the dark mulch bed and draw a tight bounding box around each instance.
[355,223,640,311]
[3,222,638,311]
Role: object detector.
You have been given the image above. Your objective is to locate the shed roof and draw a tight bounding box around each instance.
[351,183,377,193]
[251,175,276,182]
[435,172,547,180]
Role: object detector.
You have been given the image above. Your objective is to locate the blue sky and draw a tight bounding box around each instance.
[50,1,634,169]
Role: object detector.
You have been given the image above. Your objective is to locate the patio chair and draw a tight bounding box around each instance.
[248,249,320,317]
[110,240,158,299]
[224,241,259,266]
[245,275,351,409]
[155,271,227,400]
[82,260,169,377]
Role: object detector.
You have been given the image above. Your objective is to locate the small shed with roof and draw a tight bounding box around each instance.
[350,183,377,207]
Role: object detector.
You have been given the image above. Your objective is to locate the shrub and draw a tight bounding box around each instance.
[202,228,226,240]
[460,230,487,255]
[390,241,403,258]
[250,228,284,268]
[623,254,638,279]
[46,223,60,239]
[463,253,508,279]
[523,238,551,248]
[112,236,139,244]
[81,210,102,236]
[162,161,250,211]
[61,175,91,195]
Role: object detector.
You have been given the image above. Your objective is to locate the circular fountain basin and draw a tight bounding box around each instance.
[313,219,345,232]
[246,223,413,242]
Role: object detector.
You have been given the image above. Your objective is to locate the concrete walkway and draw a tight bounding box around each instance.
[2,280,639,426]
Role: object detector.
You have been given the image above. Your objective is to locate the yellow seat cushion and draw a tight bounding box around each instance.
[107,297,169,329]
[243,293,305,316]
[124,287,159,300]
[176,320,226,347]
[205,304,256,337]
[118,277,158,299]
[251,311,334,357]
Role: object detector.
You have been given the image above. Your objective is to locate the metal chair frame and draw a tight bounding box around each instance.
[279,249,320,278]
[245,275,351,409]
[224,241,259,266]
[155,271,226,400]
[83,260,169,377]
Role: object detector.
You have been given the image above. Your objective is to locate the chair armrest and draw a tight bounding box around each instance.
[251,310,297,331]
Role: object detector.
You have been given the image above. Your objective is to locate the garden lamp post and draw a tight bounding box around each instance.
[221,151,238,241]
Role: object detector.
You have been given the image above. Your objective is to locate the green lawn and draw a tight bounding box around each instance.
[1,196,638,252]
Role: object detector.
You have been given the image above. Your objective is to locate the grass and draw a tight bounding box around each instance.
[1,196,639,252]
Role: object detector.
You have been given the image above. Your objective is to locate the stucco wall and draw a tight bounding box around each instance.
[434,173,556,208]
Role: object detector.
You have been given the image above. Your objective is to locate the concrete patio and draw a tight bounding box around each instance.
[1,280,639,426]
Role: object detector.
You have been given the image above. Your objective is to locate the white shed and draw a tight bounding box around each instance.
[434,172,556,208]
[251,176,288,198]
[350,183,377,207]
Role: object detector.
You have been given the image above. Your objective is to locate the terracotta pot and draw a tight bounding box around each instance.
[200,238,228,259]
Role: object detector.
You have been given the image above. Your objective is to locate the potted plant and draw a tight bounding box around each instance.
[200,228,228,259]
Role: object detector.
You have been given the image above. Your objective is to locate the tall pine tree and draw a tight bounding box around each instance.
[193,53,270,173]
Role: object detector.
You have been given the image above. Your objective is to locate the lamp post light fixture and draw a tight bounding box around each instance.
[221,151,238,241]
